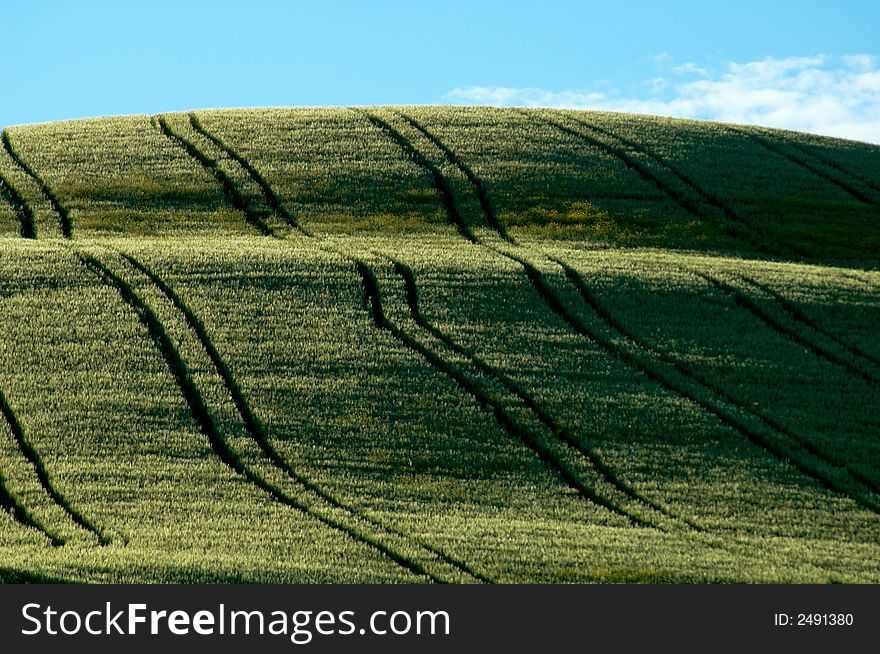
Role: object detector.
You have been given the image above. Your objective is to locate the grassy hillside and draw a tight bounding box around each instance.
[0,107,877,583]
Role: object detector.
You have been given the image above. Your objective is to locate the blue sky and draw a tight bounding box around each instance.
[2,0,879,141]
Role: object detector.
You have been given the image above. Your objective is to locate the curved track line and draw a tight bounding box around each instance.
[783,140,880,196]
[697,271,879,388]
[728,127,876,205]
[367,110,880,515]
[356,111,476,243]
[120,253,486,583]
[0,465,64,546]
[79,251,440,583]
[394,112,512,242]
[528,112,801,258]
[564,115,763,235]
[154,116,274,237]
[187,114,312,237]
[389,257,698,531]
[0,381,109,543]
[360,111,680,528]
[0,172,36,238]
[737,273,880,371]
[557,260,880,492]
[1,130,71,238]
[160,118,491,582]
[357,259,647,527]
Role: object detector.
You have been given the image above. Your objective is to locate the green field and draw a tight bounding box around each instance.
[0,107,878,583]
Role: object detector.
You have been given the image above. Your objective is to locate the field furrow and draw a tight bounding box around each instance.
[155,116,274,237]
[698,271,880,387]
[0,172,36,238]
[731,127,876,205]
[119,252,484,583]
[2,130,72,238]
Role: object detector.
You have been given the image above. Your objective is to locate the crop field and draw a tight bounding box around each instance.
[0,107,877,583]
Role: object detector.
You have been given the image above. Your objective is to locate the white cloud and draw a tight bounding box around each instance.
[444,55,880,144]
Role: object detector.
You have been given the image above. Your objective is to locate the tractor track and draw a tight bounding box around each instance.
[0,463,64,546]
[729,127,877,205]
[0,172,36,238]
[187,114,312,236]
[737,273,880,371]
[783,139,880,197]
[79,251,447,583]
[175,116,655,533]
[154,116,274,237]
[0,377,109,544]
[143,118,495,582]
[389,256,699,530]
[697,271,880,388]
[370,110,880,516]
[1,130,71,238]
[356,259,651,528]
[120,252,486,583]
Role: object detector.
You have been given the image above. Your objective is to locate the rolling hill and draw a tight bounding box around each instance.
[0,107,878,583]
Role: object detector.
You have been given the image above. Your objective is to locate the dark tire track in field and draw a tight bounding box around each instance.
[187,114,312,237]
[394,112,513,242]
[0,465,64,546]
[557,260,880,494]
[737,273,880,371]
[0,172,36,238]
[562,114,785,248]
[79,251,442,583]
[368,110,880,517]
[357,259,651,528]
[356,111,477,243]
[0,381,109,544]
[388,257,698,531]
[512,253,880,512]
[154,116,274,237]
[0,567,75,583]
[527,112,800,259]
[728,127,877,205]
[364,110,683,529]
[697,271,880,388]
[2,130,71,238]
[156,117,491,583]
[120,253,487,584]
[782,140,880,197]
